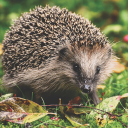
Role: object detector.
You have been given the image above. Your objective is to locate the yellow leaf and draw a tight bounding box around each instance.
[95,115,112,127]
[23,113,47,123]
[97,85,106,89]
[13,97,47,113]
[112,61,125,73]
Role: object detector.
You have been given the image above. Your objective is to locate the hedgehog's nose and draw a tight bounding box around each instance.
[81,79,91,93]
[82,84,91,93]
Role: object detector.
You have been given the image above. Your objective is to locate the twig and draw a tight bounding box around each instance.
[41,104,122,117]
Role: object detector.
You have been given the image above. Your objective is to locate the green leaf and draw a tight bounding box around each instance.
[0,97,50,124]
[65,114,84,127]
[90,93,128,127]
[12,97,47,113]
[90,95,121,116]
[23,113,48,123]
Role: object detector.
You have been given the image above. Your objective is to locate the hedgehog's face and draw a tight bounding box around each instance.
[58,44,114,94]
[78,45,113,93]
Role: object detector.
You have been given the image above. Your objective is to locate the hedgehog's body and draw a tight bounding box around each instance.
[2,6,115,105]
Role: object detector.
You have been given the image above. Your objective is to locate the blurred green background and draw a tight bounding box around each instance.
[0,1,128,127]
[0,0,128,78]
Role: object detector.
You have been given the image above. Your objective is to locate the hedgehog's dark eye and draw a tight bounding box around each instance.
[96,66,100,74]
[73,63,80,72]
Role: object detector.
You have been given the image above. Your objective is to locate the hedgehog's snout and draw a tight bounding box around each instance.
[81,79,91,93]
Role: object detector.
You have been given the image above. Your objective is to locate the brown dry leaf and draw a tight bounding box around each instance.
[66,96,82,114]
[68,96,81,109]
[112,61,125,73]
[0,98,25,113]
[66,96,91,115]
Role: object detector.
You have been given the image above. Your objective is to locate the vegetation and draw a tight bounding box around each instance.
[0,0,128,127]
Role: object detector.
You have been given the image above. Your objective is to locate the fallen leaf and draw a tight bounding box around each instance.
[13,94,16,97]
[112,61,125,73]
[97,85,106,90]
[121,93,128,98]
[95,114,112,127]
[0,97,49,124]
[90,93,128,127]
[90,96,120,116]
[23,113,47,123]
[66,107,91,115]
[102,92,105,96]
[68,96,81,109]
[65,114,86,127]
[0,112,27,122]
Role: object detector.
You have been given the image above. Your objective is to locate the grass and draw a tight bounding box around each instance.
[98,70,128,99]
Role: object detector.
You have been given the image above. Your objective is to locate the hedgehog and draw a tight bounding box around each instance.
[2,5,116,105]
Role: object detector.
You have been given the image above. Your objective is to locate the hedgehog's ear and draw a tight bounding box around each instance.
[58,47,70,60]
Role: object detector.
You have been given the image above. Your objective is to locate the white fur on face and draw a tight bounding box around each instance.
[75,44,115,85]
